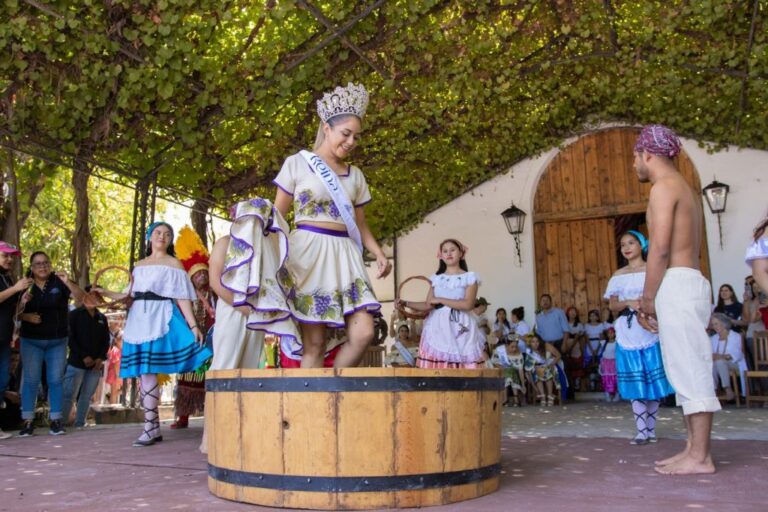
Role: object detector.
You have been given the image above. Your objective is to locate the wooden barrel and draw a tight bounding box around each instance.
[205,367,503,509]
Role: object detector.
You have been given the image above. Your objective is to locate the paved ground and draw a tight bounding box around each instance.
[1,400,767,511]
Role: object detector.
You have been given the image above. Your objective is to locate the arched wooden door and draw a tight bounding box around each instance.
[533,127,710,317]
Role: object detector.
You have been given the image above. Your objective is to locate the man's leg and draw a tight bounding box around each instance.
[61,365,85,425]
[0,342,10,403]
[75,369,101,427]
[656,412,715,475]
[656,411,692,466]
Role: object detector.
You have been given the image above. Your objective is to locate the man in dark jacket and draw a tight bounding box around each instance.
[61,287,110,427]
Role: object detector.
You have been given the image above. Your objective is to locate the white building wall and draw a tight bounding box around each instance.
[391,130,767,325]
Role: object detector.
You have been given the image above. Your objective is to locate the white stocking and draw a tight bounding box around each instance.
[631,399,648,440]
[139,374,160,441]
[645,400,659,436]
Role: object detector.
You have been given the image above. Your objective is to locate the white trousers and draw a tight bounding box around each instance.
[210,300,264,370]
[655,268,721,415]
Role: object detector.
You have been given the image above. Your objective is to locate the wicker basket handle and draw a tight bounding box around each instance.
[395,275,432,320]
[84,265,133,310]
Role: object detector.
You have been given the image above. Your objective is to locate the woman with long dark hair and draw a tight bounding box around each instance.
[96,222,211,446]
[604,230,674,445]
[713,284,743,331]
[17,251,85,437]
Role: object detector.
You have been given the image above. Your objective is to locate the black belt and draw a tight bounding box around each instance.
[618,307,636,328]
[133,291,172,301]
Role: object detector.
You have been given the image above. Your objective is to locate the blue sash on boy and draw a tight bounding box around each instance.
[299,150,363,253]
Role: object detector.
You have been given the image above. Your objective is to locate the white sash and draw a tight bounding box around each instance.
[299,150,363,253]
[393,339,416,367]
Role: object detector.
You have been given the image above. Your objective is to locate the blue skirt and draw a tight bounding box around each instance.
[120,305,212,378]
[616,343,675,400]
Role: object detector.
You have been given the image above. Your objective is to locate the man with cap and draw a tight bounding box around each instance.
[0,241,32,439]
[634,124,718,475]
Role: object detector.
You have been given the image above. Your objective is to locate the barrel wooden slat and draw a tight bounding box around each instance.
[480,387,502,468]
[335,367,396,509]
[207,367,502,509]
[393,385,447,509]
[210,369,242,502]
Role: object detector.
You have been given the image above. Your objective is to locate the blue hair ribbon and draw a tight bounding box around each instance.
[627,230,649,253]
[146,221,174,242]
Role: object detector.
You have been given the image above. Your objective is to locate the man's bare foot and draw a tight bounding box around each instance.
[655,447,689,466]
[654,455,715,475]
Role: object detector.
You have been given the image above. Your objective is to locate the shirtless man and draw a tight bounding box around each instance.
[635,125,720,475]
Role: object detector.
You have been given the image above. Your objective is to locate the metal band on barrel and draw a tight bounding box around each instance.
[208,463,501,492]
[206,376,504,393]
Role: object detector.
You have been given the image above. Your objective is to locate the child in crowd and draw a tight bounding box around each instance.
[583,309,609,367]
[527,333,562,406]
[492,339,529,406]
[599,327,620,402]
[105,332,123,404]
[492,308,511,345]
[396,239,485,368]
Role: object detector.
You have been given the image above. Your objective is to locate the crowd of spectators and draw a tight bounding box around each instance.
[0,244,124,439]
[383,277,767,408]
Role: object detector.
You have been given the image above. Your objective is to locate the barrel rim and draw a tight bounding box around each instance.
[206,376,504,393]
[208,463,501,492]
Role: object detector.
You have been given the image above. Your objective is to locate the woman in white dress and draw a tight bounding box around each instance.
[605,230,674,445]
[396,239,485,368]
[98,222,211,447]
[273,83,391,368]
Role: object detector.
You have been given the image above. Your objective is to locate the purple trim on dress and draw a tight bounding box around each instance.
[296,224,349,238]
[219,202,295,341]
[291,301,382,328]
[354,198,372,207]
[272,180,294,196]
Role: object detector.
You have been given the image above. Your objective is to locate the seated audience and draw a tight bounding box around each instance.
[709,313,747,401]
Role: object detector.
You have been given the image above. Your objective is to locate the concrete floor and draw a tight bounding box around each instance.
[1,401,767,512]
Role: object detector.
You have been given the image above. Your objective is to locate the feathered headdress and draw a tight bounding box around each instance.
[176,226,209,278]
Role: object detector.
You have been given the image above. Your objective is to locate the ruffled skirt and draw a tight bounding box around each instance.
[616,342,675,400]
[120,305,212,378]
[417,307,485,368]
[287,227,380,326]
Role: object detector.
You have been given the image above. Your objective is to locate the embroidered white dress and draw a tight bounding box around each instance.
[417,272,485,369]
[273,153,380,331]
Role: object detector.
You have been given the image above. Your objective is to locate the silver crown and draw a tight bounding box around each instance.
[316,82,369,123]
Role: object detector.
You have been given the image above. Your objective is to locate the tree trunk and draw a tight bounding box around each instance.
[191,198,209,247]
[1,149,19,245]
[71,161,92,287]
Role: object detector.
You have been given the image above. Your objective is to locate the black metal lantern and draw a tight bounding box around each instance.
[501,203,527,236]
[702,180,729,249]
[702,180,729,214]
[501,203,527,266]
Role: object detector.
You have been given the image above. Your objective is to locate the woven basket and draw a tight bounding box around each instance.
[83,265,133,310]
[395,275,432,320]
